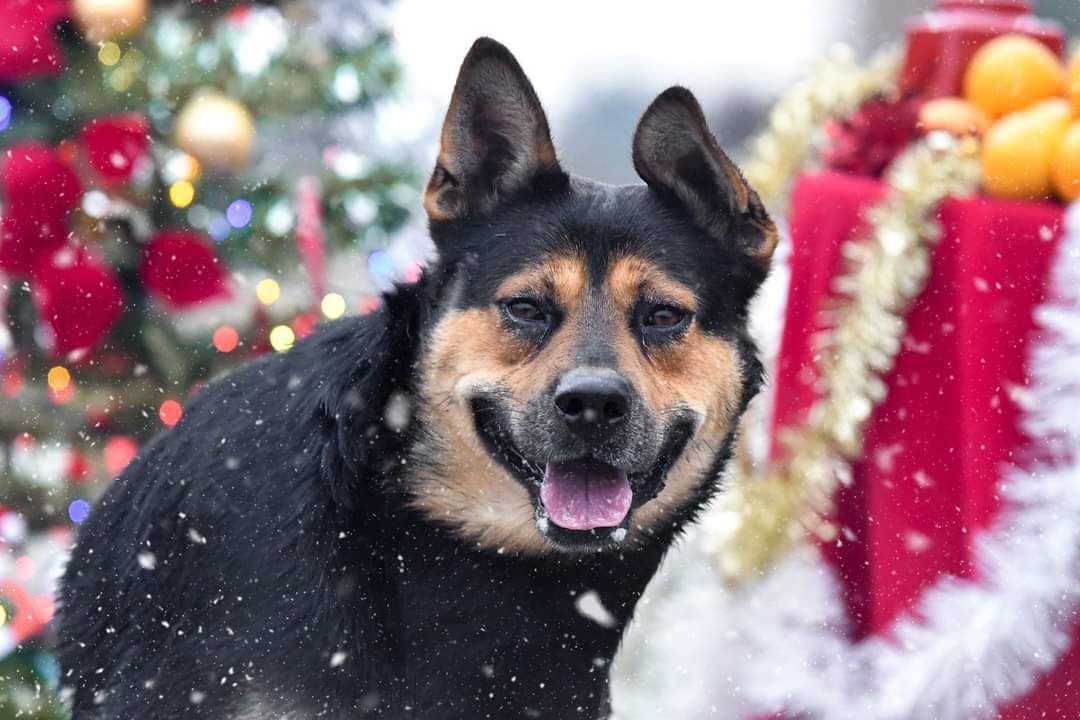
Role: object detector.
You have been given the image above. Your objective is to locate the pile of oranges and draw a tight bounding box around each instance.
[917,34,1080,202]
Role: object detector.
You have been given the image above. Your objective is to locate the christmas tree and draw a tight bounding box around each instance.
[0,1,417,716]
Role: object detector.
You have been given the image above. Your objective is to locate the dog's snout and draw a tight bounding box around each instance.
[553,368,631,438]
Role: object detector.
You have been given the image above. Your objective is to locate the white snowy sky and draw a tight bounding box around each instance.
[384,0,854,165]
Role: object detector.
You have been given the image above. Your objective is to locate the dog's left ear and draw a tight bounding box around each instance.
[633,87,777,268]
[424,37,567,223]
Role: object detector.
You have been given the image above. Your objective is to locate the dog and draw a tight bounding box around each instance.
[56,37,777,719]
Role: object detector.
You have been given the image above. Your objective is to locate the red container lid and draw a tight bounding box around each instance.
[900,0,1064,98]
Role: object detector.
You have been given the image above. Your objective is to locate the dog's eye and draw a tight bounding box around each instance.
[505,299,546,324]
[644,305,687,329]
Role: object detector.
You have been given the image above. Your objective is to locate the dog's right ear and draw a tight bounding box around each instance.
[424,37,567,223]
[633,87,777,269]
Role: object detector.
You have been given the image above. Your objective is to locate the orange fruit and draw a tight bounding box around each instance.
[917,97,991,136]
[981,98,1073,200]
[964,34,1066,119]
[1052,120,1080,201]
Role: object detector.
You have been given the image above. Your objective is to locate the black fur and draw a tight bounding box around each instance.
[57,38,770,719]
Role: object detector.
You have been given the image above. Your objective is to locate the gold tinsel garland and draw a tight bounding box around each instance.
[742,44,901,211]
[710,133,981,583]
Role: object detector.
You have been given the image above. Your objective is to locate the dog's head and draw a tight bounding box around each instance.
[408,38,776,554]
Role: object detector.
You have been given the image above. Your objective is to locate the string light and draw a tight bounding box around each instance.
[68,499,91,524]
[367,249,395,279]
[164,153,200,183]
[0,604,6,627]
[159,399,183,427]
[212,325,239,353]
[320,293,346,320]
[47,366,70,392]
[104,435,138,476]
[98,42,122,66]
[404,262,423,284]
[208,215,231,242]
[169,180,195,208]
[255,278,280,305]
[0,95,11,133]
[269,325,295,352]
[226,199,253,228]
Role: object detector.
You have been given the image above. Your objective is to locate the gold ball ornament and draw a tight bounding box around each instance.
[982,98,1073,200]
[72,0,148,42]
[963,34,1066,119]
[175,92,256,172]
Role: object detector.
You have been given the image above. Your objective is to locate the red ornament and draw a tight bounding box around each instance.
[0,142,82,218]
[0,0,68,84]
[140,230,230,309]
[0,211,71,276]
[81,113,151,183]
[0,143,83,276]
[32,249,125,357]
[823,95,922,179]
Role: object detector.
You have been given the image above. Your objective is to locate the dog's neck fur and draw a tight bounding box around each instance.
[341,506,667,719]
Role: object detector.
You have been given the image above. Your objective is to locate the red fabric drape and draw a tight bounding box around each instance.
[775,171,1077,716]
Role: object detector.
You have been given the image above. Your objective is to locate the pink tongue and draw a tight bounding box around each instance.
[540,461,632,531]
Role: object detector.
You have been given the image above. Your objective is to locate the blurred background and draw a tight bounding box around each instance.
[387,0,1080,181]
[1,0,1079,717]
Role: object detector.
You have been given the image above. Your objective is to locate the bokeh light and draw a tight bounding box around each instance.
[0,96,11,133]
[321,292,347,319]
[159,399,183,427]
[208,215,231,242]
[404,262,424,284]
[367,249,395,279]
[256,278,281,305]
[47,366,70,392]
[14,556,34,581]
[269,325,295,352]
[212,325,239,353]
[98,42,122,66]
[68,499,91,524]
[164,152,200,183]
[359,296,382,315]
[169,180,195,208]
[104,435,139,476]
[226,199,253,228]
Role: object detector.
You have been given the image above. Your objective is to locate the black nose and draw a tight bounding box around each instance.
[553,368,631,438]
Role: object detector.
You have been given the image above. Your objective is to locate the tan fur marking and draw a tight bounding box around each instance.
[410,306,547,553]
[604,257,744,544]
[496,255,587,309]
[409,256,589,554]
[606,256,697,313]
[750,212,779,267]
[627,334,743,537]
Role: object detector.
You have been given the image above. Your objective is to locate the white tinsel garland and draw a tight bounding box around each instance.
[612,202,1080,720]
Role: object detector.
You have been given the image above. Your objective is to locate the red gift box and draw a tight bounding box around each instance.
[775,170,1079,717]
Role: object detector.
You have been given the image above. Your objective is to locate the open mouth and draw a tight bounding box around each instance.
[470,397,695,550]
[540,459,632,532]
